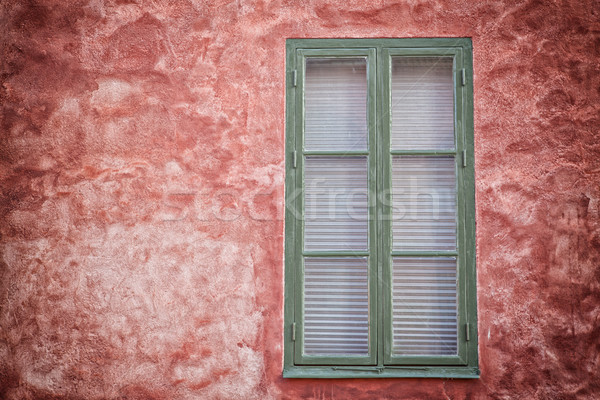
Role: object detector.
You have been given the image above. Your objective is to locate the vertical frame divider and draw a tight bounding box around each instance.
[367,47,380,367]
[380,48,393,365]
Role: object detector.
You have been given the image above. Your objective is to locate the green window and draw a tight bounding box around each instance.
[284,39,477,378]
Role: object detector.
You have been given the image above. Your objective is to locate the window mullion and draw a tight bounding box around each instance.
[365,47,379,366]
[375,44,387,368]
[380,47,394,366]
[368,46,382,367]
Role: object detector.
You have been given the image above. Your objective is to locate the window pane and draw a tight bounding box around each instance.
[305,58,368,151]
[392,257,458,356]
[304,257,369,356]
[391,57,454,150]
[304,156,368,251]
[391,156,456,251]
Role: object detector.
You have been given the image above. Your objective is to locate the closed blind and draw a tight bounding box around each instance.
[304,58,368,151]
[391,156,457,251]
[304,257,369,355]
[392,257,458,356]
[304,156,369,251]
[391,57,454,150]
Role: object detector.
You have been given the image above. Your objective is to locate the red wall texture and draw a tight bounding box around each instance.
[1,0,599,399]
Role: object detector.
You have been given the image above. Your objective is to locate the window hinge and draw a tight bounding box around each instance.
[462,150,467,167]
[292,150,297,168]
[291,322,296,341]
[465,323,471,341]
[461,68,467,86]
[292,70,297,87]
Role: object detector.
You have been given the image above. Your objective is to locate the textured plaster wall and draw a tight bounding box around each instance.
[1,0,599,399]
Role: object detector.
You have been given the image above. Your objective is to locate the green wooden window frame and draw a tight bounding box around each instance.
[284,38,478,379]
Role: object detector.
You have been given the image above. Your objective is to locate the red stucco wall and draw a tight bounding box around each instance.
[1,0,599,399]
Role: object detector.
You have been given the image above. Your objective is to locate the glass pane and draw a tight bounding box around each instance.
[305,58,368,151]
[392,257,458,356]
[304,257,369,355]
[304,156,368,251]
[391,156,456,251]
[391,57,454,150]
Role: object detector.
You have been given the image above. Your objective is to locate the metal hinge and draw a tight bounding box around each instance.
[291,70,297,87]
[462,150,467,167]
[291,322,296,341]
[465,323,471,341]
[292,150,297,168]
[461,69,467,86]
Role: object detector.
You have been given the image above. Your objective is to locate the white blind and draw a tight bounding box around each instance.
[304,257,369,355]
[392,257,458,356]
[389,57,459,358]
[300,54,460,360]
[304,156,369,251]
[304,58,368,151]
[391,57,455,150]
[391,156,457,251]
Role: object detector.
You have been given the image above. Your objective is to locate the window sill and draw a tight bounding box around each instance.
[283,365,480,379]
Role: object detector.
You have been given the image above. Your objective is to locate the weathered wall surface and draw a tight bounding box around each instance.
[1,0,599,399]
